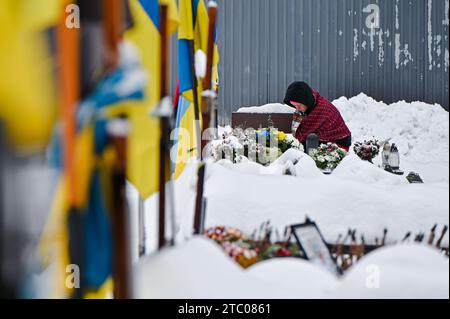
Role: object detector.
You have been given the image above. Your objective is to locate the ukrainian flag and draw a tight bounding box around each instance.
[0,0,62,152]
[125,0,178,199]
[172,0,210,179]
[40,59,147,298]
[42,126,115,299]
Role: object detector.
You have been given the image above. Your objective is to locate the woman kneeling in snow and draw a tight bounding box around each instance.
[284,81,352,151]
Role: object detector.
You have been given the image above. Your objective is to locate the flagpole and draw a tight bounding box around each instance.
[56,4,83,299]
[193,1,218,235]
[157,4,178,249]
[108,118,132,299]
[201,0,218,147]
[138,195,146,256]
[102,0,133,299]
[186,44,203,163]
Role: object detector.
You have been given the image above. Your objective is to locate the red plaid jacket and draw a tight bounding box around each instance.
[294,91,351,145]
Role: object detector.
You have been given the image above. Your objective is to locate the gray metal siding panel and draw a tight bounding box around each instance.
[217,0,449,123]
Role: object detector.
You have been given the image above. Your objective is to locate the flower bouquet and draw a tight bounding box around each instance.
[205,225,303,269]
[353,139,380,163]
[205,226,259,268]
[310,143,347,172]
[209,127,303,165]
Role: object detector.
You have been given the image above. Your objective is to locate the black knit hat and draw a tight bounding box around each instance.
[284,81,316,110]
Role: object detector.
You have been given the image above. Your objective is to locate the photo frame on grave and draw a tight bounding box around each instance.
[290,220,342,276]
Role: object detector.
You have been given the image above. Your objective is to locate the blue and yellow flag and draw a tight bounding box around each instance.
[125,0,179,199]
[173,0,208,179]
[0,0,62,152]
[40,59,147,298]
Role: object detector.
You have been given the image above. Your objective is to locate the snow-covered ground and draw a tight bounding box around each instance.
[135,237,448,299]
[131,93,449,299]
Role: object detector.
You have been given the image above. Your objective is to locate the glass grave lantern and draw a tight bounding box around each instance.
[389,143,400,170]
[382,142,391,169]
[306,133,319,156]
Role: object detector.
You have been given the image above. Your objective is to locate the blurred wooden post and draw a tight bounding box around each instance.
[108,119,132,299]
[102,0,124,72]
[102,0,132,299]
[57,6,80,207]
[56,4,83,299]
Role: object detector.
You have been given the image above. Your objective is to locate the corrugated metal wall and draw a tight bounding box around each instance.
[216,0,449,124]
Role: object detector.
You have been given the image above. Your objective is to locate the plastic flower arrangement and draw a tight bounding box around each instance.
[310,143,347,171]
[353,139,380,163]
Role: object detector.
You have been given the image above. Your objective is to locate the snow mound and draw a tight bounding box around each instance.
[272,148,304,166]
[333,244,449,299]
[135,237,244,299]
[214,149,306,177]
[215,159,264,175]
[135,237,333,299]
[294,154,324,178]
[334,93,449,163]
[247,258,338,298]
[237,103,295,114]
[333,154,405,185]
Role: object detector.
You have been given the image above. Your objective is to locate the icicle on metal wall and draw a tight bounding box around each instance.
[216,0,449,124]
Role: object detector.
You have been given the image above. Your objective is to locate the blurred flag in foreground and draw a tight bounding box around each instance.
[0,0,62,152]
[40,44,147,298]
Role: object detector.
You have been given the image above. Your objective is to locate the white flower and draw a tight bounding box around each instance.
[285,134,295,143]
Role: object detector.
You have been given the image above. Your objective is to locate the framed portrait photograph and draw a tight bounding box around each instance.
[291,220,342,276]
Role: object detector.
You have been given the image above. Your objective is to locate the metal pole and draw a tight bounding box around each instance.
[138,196,146,257]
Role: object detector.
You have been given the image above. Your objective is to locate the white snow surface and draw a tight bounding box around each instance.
[135,238,448,299]
[237,103,295,114]
[333,244,449,299]
[334,93,449,163]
